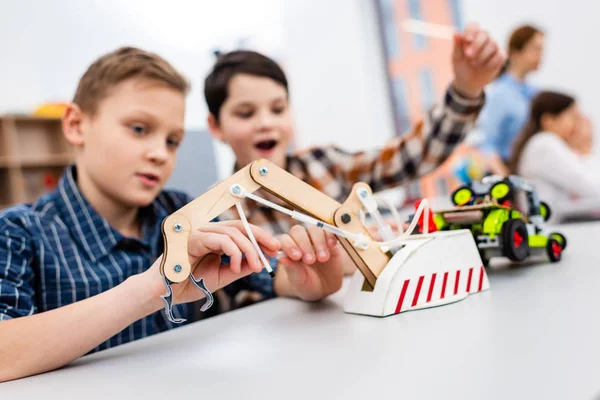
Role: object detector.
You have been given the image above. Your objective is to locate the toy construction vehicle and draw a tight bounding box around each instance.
[433,175,567,266]
[158,159,490,321]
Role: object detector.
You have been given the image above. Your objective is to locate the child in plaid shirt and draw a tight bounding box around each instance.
[204,23,506,306]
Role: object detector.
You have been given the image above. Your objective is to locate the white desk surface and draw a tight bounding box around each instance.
[3,222,600,400]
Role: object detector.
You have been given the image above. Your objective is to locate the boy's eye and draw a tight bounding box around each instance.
[131,124,146,135]
[236,110,254,119]
[167,138,181,149]
[272,106,285,115]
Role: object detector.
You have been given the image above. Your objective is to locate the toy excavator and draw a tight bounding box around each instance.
[159,159,489,322]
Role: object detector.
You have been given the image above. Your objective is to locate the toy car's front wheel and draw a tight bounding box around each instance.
[547,238,563,262]
[501,219,530,262]
[549,232,567,251]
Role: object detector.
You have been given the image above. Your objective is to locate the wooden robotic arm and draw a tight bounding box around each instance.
[158,159,391,322]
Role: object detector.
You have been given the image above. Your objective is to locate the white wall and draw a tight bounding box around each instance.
[3,0,597,181]
[281,0,396,151]
[210,0,398,178]
[0,0,283,129]
[0,0,284,182]
[461,0,600,155]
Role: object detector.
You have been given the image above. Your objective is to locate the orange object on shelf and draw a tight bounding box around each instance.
[33,103,68,118]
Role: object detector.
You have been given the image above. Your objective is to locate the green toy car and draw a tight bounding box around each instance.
[433,175,567,266]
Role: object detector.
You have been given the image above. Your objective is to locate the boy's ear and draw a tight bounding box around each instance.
[207,113,226,143]
[62,103,86,147]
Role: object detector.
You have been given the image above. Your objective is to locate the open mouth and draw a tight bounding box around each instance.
[254,139,278,152]
[137,172,160,187]
[140,173,159,181]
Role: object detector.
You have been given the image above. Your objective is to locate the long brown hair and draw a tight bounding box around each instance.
[508,91,575,173]
[497,24,544,77]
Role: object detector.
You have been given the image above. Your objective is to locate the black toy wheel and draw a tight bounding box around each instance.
[549,232,567,251]
[547,238,563,262]
[490,179,514,203]
[539,201,552,222]
[501,219,529,261]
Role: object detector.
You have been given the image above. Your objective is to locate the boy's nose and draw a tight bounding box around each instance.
[257,112,276,131]
[146,143,170,164]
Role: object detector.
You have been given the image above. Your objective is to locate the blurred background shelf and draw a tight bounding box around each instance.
[0,115,72,210]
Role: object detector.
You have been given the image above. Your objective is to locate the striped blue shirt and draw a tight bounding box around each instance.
[0,165,219,352]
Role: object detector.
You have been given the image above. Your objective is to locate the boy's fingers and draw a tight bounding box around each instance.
[278,234,303,261]
[216,236,243,274]
[484,50,506,71]
[306,226,330,263]
[324,231,337,248]
[187,231,209,257]
[462,21,479,42]
[452,32,464,61]
[222,226,264,271]
[465,30,489,59]
[476,40,498,67]
[289,225,315,264]
[278,255,293,265]
[261,245,280,258]
[248,225,280,252]
[218,220,280,252]
[206,225,260,271]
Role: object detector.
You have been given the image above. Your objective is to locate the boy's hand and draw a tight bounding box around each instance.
[145,221,280,306]
[274,225,346,301]
[452,22,506,98]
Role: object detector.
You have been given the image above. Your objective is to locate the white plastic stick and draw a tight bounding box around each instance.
[401,19,455,40]
[229,184,432,254]
[374,199,432,249]
[375,195,405,235]
[234,202,274,276]
[231,184,369,249]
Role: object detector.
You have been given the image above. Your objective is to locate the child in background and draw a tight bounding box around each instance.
[204,22,505,306]
[509,91,600,222]
[478,24,544,176]
[0,47,341,382]
[569,114,594,156]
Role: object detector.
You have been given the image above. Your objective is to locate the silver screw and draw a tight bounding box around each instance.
[259,167,268,176]
[173,223,182,232]
[359,189,368,198]
[174,265,182,273]
[232,185,241,195]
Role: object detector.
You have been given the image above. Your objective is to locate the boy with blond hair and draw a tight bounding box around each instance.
[0,47,343,382]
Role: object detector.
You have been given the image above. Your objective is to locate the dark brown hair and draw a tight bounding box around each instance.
[498,24,544,77]
[204,50,288,121]
[508,91,575,173]
[73,47,190,115]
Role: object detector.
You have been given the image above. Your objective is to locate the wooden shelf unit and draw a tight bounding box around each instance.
[0,116,73,209]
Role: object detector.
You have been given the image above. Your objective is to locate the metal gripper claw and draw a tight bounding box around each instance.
[188,274,214,312]
[160,273,214,324]
[160,274,186,324]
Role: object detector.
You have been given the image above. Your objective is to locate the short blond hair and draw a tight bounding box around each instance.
[73,47,190,114]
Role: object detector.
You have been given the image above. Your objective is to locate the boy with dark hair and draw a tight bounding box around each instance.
[204,23,505,304]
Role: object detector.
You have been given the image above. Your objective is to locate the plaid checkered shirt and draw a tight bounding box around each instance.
[219,85,485,305]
